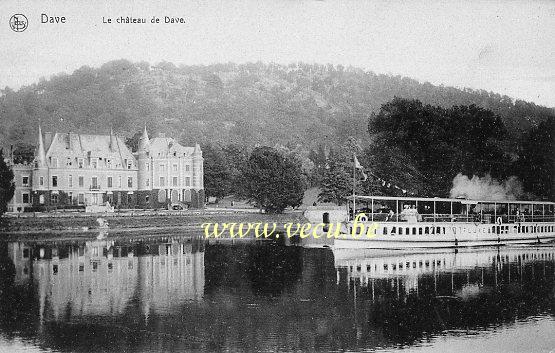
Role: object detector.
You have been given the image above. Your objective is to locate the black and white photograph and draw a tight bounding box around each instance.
[0,1,554,352]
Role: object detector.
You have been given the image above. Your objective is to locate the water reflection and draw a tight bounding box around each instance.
[0,236,553,352]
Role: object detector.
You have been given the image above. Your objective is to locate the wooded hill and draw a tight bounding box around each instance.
[1,59,553,152]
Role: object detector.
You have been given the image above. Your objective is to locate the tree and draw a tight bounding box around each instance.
[202,144,232,200]
[240,146,305,213]
[125,131,142,152]
[0,149,15,217]
[222,144,249,195]
[318,149,352,205]
[514,119,555,200]
[367,97,509,197]
[11,143,35,164]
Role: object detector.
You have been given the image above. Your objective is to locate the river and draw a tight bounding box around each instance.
[0,235,553,352]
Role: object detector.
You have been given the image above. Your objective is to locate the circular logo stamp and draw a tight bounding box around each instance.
[9,14,28,32]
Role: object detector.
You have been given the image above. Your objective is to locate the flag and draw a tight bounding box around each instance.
[353,154,368,181]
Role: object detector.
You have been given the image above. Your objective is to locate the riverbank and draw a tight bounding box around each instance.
[0,210,307,239]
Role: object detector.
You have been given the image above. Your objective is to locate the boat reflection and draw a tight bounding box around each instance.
[334,246,555,298]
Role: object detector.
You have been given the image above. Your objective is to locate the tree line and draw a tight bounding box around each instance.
[201,98,554,208]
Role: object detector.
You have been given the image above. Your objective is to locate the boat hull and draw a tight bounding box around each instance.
[331,221,555,249]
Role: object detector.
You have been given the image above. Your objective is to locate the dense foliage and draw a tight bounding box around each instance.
[366,98,509,197]
[1,60,553,202]
[239,147,306,213]
[513,119,555,200]
[1,60,553,151]
[0,150,15,217]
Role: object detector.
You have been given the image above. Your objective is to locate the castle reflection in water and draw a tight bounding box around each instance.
[6,236,204,321]
[1,236,554,352]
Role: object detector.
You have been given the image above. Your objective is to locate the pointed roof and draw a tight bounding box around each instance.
[193,143,202,156]
[36,124,46,166]
[138,125,150,152]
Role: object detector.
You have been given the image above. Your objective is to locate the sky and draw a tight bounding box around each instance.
[1,0,554,107]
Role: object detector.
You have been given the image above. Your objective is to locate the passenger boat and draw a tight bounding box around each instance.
[304,195,555,249]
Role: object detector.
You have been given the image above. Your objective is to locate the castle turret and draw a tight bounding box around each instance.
[191,143,204,208]
[36,125,46,167]
[138,126,150,153]
[137,126,151,191]
[33,124,49,208]
[192,143,203,191]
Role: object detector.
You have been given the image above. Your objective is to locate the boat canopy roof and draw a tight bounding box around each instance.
[354,195,555,206]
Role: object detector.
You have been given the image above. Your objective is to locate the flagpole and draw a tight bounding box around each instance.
[353,154,356,220]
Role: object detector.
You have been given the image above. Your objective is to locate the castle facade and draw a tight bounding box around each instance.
[6,126,204,212]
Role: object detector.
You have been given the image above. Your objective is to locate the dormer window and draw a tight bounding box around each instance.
[78,158,84,169]
[106,159,112,169]
[91,158,98,169]
[127,160,132,169]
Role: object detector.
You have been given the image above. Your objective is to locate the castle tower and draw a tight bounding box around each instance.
[137,126,151,191]
[191,143,204,208]
[192,143,203,191]
[32,125,50,205]
[36,125,46,167]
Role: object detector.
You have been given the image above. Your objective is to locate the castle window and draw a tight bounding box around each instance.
[39,177,44,186]
[22,193,29,204]
[91,177,98,189]
[106,159,112,169]
[107,176,113,188]
[173,177,178,186]
[78,193,85,205]
[50,193,58,204]
[68,175,73,188]
[146,178,150,187]
[118,176,122,188]
[78,176,84,187]
[78,158,84,168]
[160,177,165,187]
[52,157,58,168]
[91,158,98,169]
[185,177,190,186]
[52,176,58,187]
[127,160,132,169]
[185,164,190,172]
[127,177,133,188]
[173,164,178,172]
[22,176,29,186]
[160,164,166,173]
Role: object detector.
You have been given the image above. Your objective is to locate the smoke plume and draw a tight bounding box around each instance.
[449,173,524,201]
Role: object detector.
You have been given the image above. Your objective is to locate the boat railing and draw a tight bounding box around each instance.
[354,212,555,224]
